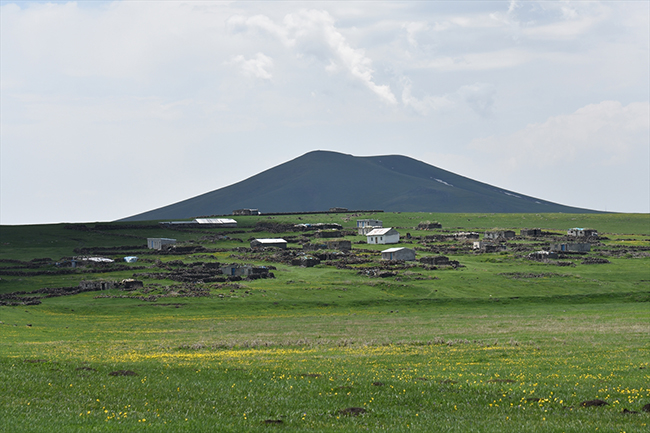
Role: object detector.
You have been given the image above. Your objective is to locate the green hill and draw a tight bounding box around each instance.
[121,150,599,221]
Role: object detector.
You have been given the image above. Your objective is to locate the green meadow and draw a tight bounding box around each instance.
[1,212,649,432]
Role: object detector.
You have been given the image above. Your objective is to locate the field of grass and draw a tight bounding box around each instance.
[1,212,649,432]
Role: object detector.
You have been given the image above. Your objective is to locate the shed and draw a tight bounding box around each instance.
[528,251,559,261]
[79,280,116,290]
[316,230,341,238]
[484,230,515,240]
[220,264,253,277]
[473,241,507,252]
[233,209,260,215]
[567,228,598,238]
[550,243,591,253]
[291,256,321,267]
[366,228,400,245]
[250,238,287,249]
[381,247,415,261]
[147,238,176,250]
[450,232,480,240]
[121,279,144,289]
[520,228,542,237]
[419,255,460,267]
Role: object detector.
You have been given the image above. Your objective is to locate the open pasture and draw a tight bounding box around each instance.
[1,212,649,432]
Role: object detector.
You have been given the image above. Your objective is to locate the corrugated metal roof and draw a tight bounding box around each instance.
[366,228,395,236]
[381,247,406,253]
[253,238,287,243]
[195,218,237,225]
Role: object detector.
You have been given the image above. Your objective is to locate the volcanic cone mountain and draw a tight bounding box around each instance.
[121,150,598,221]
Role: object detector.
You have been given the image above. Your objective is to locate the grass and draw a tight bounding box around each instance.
[1,212,649,431]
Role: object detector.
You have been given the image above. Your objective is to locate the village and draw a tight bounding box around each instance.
[0,209,617,306]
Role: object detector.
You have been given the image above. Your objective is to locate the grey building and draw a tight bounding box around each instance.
[520,228,543,237]
[381,247,416,261]
[550,243,591,252]
[484,230,516,240]
[567,228,598,238]
[147,238,177,250]
[250,238,287,249]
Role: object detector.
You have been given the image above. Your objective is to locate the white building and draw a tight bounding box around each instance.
[366,228,400,245]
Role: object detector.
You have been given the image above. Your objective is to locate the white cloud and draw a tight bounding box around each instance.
[229,9,397,104]
[228,53,274,80]
[420,48,535,71]
[402,81,495,117]
[1,1,648,222]
[471,101,649,167]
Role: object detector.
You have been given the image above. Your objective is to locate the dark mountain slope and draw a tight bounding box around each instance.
[120,150,599,221]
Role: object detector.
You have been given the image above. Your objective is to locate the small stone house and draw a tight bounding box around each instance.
[220,264,272,278]
[484,230,515,240]
[520,228,543,237]
[550,243,591,253]
[450,232,480,240]
[233,209,259,215]
[366,228,400,245]
[527,251,559,261]
[121,279,144,289]
[291,256,321,267]
[473,241,507,252]
[250,238,287,249]
[419,255,460,267]
[316,230,341,238]
[220,264,253,277]
[147,238,176,250]
[381,247,415,261]
[567,228,598,238]
[79,280,116,290]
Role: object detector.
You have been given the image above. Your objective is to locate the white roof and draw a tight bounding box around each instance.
[253,238,287,244]
[195,218,237,225]
[80,257,114,263]
[366,228,395,236]
[382,247,408,253]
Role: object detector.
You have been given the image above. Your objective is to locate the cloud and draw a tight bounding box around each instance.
[401,80,495,117]
[228,9,397,104]
[458,83,496,117]
[471,101,650,167]
[420,49,534,71]
[228,53,274,80]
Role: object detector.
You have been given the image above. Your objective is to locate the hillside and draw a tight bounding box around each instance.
[121,150,599,221]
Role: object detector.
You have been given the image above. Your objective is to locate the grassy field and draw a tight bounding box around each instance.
[1,212,649,432]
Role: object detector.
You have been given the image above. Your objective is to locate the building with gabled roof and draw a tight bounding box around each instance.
[250,238,287,249]
[366,228,400,245]
[381,247,415,261]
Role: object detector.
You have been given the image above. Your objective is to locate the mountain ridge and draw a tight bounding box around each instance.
[119,150,600,221]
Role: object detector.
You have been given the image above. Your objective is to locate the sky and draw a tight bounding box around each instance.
[1,0,648,225]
